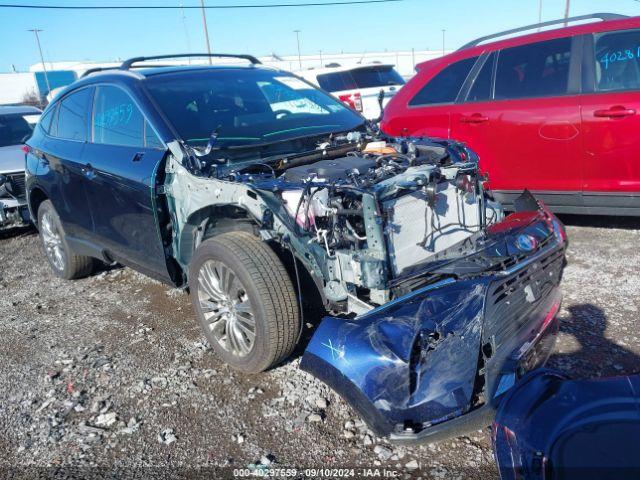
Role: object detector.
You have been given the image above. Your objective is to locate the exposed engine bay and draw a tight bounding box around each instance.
[165,132,503,316]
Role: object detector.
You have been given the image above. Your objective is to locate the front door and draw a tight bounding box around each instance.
[581,27,640,211]
[83,85,170,280]
[451,37,583,209]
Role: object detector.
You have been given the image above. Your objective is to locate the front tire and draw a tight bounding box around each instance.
[189,232,300,373]
[38,200,94,280]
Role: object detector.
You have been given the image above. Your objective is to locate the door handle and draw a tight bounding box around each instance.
[460,113,489,124]
[594,106,636,118]
[82,164,96,180]
[132,152,145,162]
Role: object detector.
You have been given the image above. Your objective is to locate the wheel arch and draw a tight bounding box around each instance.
[28,186,49,227]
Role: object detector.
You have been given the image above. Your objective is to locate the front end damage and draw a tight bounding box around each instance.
[301,202,566,444]
[159,131,566,444]
[0,172,30,229]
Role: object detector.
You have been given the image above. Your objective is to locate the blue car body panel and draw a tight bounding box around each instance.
[493,369,640,480]
[302,208,566,442]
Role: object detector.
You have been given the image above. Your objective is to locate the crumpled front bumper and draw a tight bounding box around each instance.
[300,204,566,444]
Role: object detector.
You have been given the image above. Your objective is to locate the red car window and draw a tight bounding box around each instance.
[495,37,572,100]
[409,56,478,106]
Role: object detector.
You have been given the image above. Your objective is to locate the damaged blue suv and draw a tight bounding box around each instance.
[25,54,567,443]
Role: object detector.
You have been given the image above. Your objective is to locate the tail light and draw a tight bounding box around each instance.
[21,145,31,154]
[338,92,363,112]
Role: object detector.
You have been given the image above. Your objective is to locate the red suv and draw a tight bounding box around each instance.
[382,13,640,215]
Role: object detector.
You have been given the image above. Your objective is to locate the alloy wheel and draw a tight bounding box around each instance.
[41,211,66,272]
[197,259,256,357]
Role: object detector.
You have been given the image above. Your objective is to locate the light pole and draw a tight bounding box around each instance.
[441,29,446,57]
[200,0,212,64]
[319,50,323,68]
[294,30,302,69]
[28,29,51,98]
[538,0,543,30]
[564,0,570,26]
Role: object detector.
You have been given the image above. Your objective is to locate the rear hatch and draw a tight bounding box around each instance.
[316,65,405,119]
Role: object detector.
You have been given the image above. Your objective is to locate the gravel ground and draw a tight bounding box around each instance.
[1,215,639,479]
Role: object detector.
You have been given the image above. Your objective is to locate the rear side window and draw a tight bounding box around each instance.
[594,28,640,92]
[39,107,55,134]
[317,71,357,92]
[93,86,160,148]
[56,88,92,141]
[466,53,495,103]
[409,56,477,106]
[495,37,572,100]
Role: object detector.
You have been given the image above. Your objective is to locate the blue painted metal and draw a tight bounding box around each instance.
[301,208,567,441]
[493,369,640,480]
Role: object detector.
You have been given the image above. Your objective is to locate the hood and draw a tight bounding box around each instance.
[0,145,26,174]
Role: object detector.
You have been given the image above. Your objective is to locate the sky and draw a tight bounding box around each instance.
[1,0,639,72]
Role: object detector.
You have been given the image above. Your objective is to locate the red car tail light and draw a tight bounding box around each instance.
[339,92,363,112]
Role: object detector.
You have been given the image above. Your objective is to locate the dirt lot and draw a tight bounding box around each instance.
[1,215,639,479]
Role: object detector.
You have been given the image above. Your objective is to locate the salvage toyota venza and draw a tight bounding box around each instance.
[26,55,567,443]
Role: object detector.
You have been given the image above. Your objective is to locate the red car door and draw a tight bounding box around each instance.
[580,28,640,211]
[450,37,583,209]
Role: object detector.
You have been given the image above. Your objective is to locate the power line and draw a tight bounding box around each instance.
[0,0,402,9]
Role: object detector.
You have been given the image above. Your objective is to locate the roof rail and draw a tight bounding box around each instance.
[458,13,629,50]
[120,53,261,70]
[81,64,173,78]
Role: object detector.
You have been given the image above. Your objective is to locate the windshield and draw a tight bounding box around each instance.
[317,66,405,92]
[0,113,39,147]
[145,69,365,149]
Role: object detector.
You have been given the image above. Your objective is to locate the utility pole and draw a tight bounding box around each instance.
[538,0,543,30]
[199,0,212,64]
[28,29,51,98]
[441,29,446,57]
[319,50,323,68]
[564,0,570,26]
[294,30,302,69]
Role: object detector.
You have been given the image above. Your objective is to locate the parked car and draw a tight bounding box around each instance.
[382,13,640,216]
[297,63,405,120]
[493,368,640,480]
[0,105,41,228]
[26,54,567,443]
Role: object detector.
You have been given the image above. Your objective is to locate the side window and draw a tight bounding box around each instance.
[466,53,495,103]
[39,106,55,134]
[409,56,477,106]
[594,29,640,92]
[56,88,92,141]
[93,85,160,148]
[144,121,163,149]
[495,37,572,100]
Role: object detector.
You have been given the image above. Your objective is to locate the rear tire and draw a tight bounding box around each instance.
[189,231,300,373]
[38,200,94,280]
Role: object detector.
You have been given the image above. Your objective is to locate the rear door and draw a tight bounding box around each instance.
[451,37,583,208]
[83,84,170,280]
[385,56,478,138]
[40,87,95,240]
[580,28,640,211]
